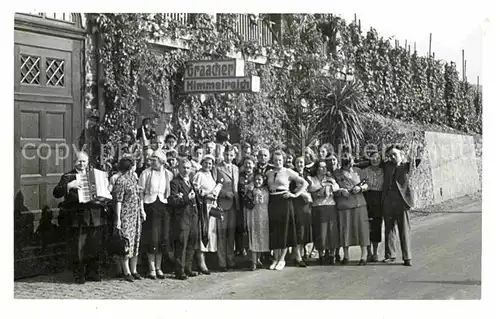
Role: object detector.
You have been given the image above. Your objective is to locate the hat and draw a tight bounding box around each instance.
[145,149,154,158]
[201,154,215,164]
[215,130,229,143]
[152,150,167,163]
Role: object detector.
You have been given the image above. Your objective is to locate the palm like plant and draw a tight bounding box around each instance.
[315,79,368,152]
[284,110,324,153]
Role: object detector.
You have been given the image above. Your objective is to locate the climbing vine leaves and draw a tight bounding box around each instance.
[91,13,482,166]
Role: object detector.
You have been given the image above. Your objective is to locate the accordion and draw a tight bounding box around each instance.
[76,168,112,205]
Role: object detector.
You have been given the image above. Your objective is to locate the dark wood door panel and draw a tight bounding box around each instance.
[14,26,83,278]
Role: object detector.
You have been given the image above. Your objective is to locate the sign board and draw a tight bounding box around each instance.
[184,76,260,94]
[184,59,245,79]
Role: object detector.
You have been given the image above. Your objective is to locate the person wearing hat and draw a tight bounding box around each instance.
[191,154,221,274]
[215,145,240,270]
[138,150,172,279]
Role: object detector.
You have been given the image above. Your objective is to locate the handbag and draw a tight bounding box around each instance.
[108,228,130,256]
[209,205,224,218]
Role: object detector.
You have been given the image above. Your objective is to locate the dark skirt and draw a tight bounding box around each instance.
[364,191,383,218]
[364,191,383,243]
[311,205,340,251]
[141,198,168,254]
[268,194,297,249]
[338,206,370,247]
[293,197,312,245]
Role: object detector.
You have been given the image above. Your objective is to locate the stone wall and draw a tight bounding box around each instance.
[424,132,481,205]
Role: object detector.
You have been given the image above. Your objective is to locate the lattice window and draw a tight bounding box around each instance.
[20,54,41,85]
[46,58,65,87]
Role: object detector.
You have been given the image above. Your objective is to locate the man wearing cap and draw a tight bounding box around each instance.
[215,145,240,270]
[168,158,199,280]
[53,151,108,284]
[138,150,172,279]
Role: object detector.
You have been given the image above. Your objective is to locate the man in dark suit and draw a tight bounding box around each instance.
[53,151,108,284]
[381,145,421,266]
[168,158,199,280]
[216,145,240,271]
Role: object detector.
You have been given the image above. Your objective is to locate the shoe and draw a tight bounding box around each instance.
[156,269,166,279]
[227,263,237,270]
[200,269,211,275]
[86,273,102,282]
[175,273,188,280]
[75,277,86,284]
[358,259,367,266]
[269,261,278,270]
[219,267,228,272]
[256,260,263,268]
[296,260,307,268]
[327,255,335,265]
[146,272,157,280]
[335,255,342,264]
[383,257,397,264]
[124,274,134,282]
[186,271,198,277]
[403,260,412,266]
[132,273,142,280]
[341,258,349,265]
[319,256,325,265]
[250,264,257,271]
[368,254,379,263]
[275,261,286,271]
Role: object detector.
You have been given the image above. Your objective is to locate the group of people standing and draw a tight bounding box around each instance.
[53,124,420,284]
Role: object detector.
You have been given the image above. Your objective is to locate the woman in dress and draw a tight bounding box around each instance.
[113,157,144,282]
[244,173,270,270]
[359,151,384,262]
[333,153,370,265]
[191,154,220,275]
[291,156,313,266]
[266,150,309,270]
[308,160,340,265]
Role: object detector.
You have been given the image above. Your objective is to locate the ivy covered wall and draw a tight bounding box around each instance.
[84,13,482,168]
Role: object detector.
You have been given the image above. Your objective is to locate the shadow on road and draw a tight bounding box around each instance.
[407,280,481,286]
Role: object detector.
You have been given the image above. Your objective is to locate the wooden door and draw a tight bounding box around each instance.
[14,29,83,278]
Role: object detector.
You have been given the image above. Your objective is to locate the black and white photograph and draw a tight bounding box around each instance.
[4,0,497,312]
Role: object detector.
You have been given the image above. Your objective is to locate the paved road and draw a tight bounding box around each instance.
[15,199,481,299]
